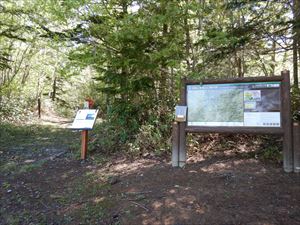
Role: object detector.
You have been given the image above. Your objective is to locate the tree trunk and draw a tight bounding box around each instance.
[237,56,243,78]
[270,40,276,76]
[293,38,298,87]
[234,51,243,78]
[293,0,300,89]
[184,0,191,72]
[38,97,41,119]
[159,24,168,101]
[158,1,168,102]
[52,76,56,101]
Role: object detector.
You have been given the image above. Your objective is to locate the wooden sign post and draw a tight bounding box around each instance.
[81,130,88,160]
[172,70,295,172]
[70,109,98,160]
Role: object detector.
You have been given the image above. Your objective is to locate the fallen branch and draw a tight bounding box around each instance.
[125,191,152,195]
[130,201,149,212]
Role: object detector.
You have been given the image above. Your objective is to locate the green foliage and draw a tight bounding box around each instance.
[261,146,282,163]
[0,91,36,123]
[128,121,171,156]
[65,1,185,154]
[89,122,125,154]
[257,135,283,163]
[89,103,173,156]
[291,87,300,121]
[0,0,298,158]
[59,0,298,156]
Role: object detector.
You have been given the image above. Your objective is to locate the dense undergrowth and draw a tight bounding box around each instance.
[187,133,283,164]
[88,103,173,157]
[291,87,300,121]
[0,96,36,123]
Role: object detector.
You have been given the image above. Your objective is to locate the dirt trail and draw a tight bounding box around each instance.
[33,100,74,128]
[1,117,300,224]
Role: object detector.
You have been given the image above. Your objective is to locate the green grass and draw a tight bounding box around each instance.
[55,172,116,223]
[0,122,80,175]
[1,159,47,175]
[0,122,118,224]
[0,161,18,173]
[19,160,46,173]
[0,123,79,148]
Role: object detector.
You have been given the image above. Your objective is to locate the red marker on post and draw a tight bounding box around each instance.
[85,97,95,109]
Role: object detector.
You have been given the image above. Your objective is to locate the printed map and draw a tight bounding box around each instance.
[188,88,244,122]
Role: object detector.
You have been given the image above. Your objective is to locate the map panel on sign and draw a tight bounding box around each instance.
[187,82,281,127]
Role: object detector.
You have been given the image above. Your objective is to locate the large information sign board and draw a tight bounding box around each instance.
[71,109,98,130]
[172,71,294,173]
[187,82,281,127]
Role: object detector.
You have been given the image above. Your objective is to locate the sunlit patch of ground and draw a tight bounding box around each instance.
[0,121,299,225]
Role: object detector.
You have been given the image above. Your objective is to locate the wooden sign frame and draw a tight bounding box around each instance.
[172,70,294,172]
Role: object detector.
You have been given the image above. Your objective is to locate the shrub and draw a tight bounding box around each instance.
[127,122,171,156]
[89,103,173,157]
[291,87,300,121]
[0,96,36,123]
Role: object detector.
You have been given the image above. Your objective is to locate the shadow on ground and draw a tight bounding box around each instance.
[1,155,299,224]
[88,156,300,225]
[0,123,300,225]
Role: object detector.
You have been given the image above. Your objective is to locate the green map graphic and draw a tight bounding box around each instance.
[188,88,244,122]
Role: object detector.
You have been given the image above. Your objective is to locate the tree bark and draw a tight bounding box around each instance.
[38,97,41,119]
[52,76,56,101]
[270,40,276,76]
[234,51,244,77]
[296,0,300,89]
[184,0,191,72]
[293,0,300,89]
[158,1,169,102]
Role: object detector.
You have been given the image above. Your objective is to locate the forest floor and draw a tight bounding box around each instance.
[1,114,300,225]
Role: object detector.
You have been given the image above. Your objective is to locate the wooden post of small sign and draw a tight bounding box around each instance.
[81,100,90,160]
[293,122,300,172]
[81,130,88,160]
[281,70,293,172]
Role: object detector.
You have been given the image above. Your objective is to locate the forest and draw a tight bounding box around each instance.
[1,1,300,224]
